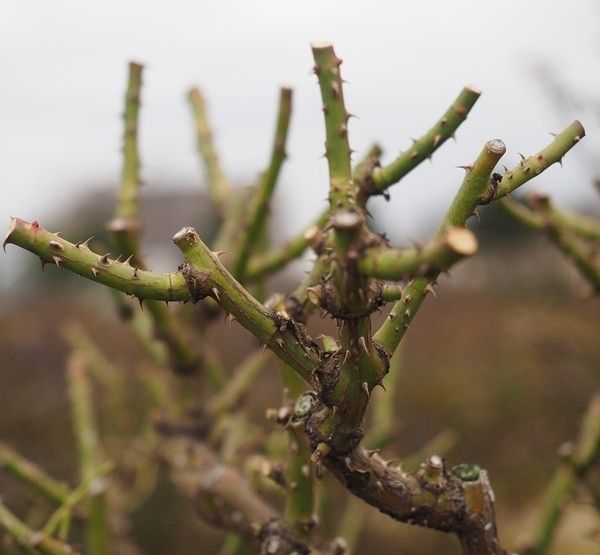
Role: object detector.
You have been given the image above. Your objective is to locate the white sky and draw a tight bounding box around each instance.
[2,0,599,288]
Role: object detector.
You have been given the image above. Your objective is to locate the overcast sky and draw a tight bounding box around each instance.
[2,0,599,288]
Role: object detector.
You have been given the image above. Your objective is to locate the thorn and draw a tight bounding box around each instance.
[133,268,140,279]
[124,255,134,266]
[387,311,397,320]
[54,232,62,237]
[548,131,557,137]
[472,208,480,222]
[137,297,144,310]
[52,256,62,266]
[115,254,123,262]
[341,349,350,366]
[376,381,387,392]
[99,253,111,265]
[432,134,442,148]
[79,236,94,249]
[91,267,98,277]
[358,336,369,355]
[226,313,235,326]
[502,165,509,173]
[557,158,563,168]
[213,250,228,258]
[40,258,48,271]
[362,381,370,398]
[424,283,437,298]
[276,337,284,348]
[3,218,17,252]
[262,343,267,352]
[211,287,221,301]
[457,165,473,172]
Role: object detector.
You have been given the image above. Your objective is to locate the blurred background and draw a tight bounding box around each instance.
[1,1,599,553]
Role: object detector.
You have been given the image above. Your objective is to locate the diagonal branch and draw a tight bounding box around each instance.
[364,86,481,199]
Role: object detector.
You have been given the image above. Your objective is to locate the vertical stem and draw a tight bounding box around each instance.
[281,367,314,540]
[67,354,108,555]
[188,87,232,214]
[311,43,353,209]
[232,87,293,279]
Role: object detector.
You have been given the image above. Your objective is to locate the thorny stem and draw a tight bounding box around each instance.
[188,86,232,214]
[375,139,507,353]
[232,87,293,279]
[4,218,190,301]
[357,226,478,281]
[365,86,481,199]
[67,354,109,555]
[312,42,353,210]
[173,226,321,382]
[493,120,584,199]
[108,61,200,374]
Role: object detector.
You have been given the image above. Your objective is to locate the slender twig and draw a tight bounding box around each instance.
[243,209,330,282]
[366,86,481,199]
[232,87,293,279]
[206,350,272,417]
[493,121,584,199]
[526,393,600,554]
[499,195,600,291]
[43,462,113,541]
[67,354,109,555]
[0,441,70,506]
[188,87,232,214]
[107,61,200,374]
[0,500,75,555]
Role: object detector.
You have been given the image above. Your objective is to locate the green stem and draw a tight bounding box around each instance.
[233,87,293,279]
[206,350,272,417]
[108,61,200,374]
[43,462,113,541]
[4,218,189,301]
[493,121,584,199]
[0,441,70,506]
[311,42,353,209]
[67,354,109,555]
[529,393,600,554]
[173,227,320,382]
[281,367,314,540]
[115,61,143,223]
[375,139,506,353]
[243,209,330,282]
[368,86,481,196]
[357,226,478,281]
[188,86,232,213]
[0,500,74,555]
